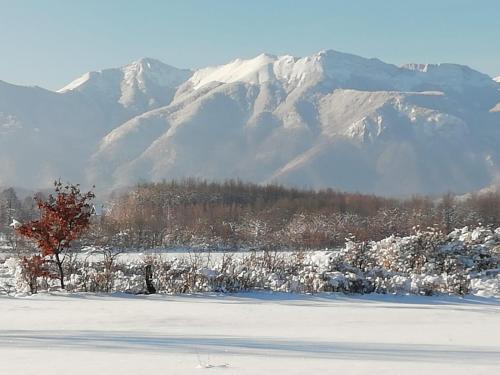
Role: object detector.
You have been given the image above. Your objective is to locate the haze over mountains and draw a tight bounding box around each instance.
[1,50,500,196]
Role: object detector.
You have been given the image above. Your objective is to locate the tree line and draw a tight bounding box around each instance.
[3,179,500,251]
[91,179,500,249]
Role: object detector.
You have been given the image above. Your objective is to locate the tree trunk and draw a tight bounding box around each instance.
[54,251,65,289]
[145,264,156,294]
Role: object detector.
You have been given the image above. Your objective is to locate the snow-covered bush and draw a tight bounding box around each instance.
[1,226,498,297]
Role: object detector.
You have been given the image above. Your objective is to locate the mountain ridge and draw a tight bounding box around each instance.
[1,50,500,196]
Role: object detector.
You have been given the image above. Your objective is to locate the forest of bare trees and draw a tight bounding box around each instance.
[2,180,500,251]
[78,180,500,250]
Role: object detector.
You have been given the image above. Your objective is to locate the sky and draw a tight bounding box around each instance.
[0,0,499,90]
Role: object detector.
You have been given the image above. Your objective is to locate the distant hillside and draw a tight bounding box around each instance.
[1,51,500,196]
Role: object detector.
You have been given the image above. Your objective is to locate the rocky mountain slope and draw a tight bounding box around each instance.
[1,51,499,195]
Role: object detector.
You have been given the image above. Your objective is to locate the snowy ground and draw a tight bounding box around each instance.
[0,247,286,262]
[0,293,499,374]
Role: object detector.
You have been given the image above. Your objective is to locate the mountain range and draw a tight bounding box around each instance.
[1,50,499,196]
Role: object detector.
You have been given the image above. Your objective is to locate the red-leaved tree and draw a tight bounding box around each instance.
[16,181,95,289]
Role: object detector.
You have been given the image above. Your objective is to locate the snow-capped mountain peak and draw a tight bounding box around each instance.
[121,57,192,88]
[186,49,390,91]
[187,53,281,90]
[57,58,192,116]
[59,58,191,93]
[494,76,500,83]
[1,50,500,195]
[185,50,495,97]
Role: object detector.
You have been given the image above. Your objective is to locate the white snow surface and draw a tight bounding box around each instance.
[0,292,499,375]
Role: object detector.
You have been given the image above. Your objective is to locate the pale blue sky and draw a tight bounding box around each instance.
[1,0,499,90]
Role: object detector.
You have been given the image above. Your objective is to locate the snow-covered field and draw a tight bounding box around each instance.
[1,293,499,374]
